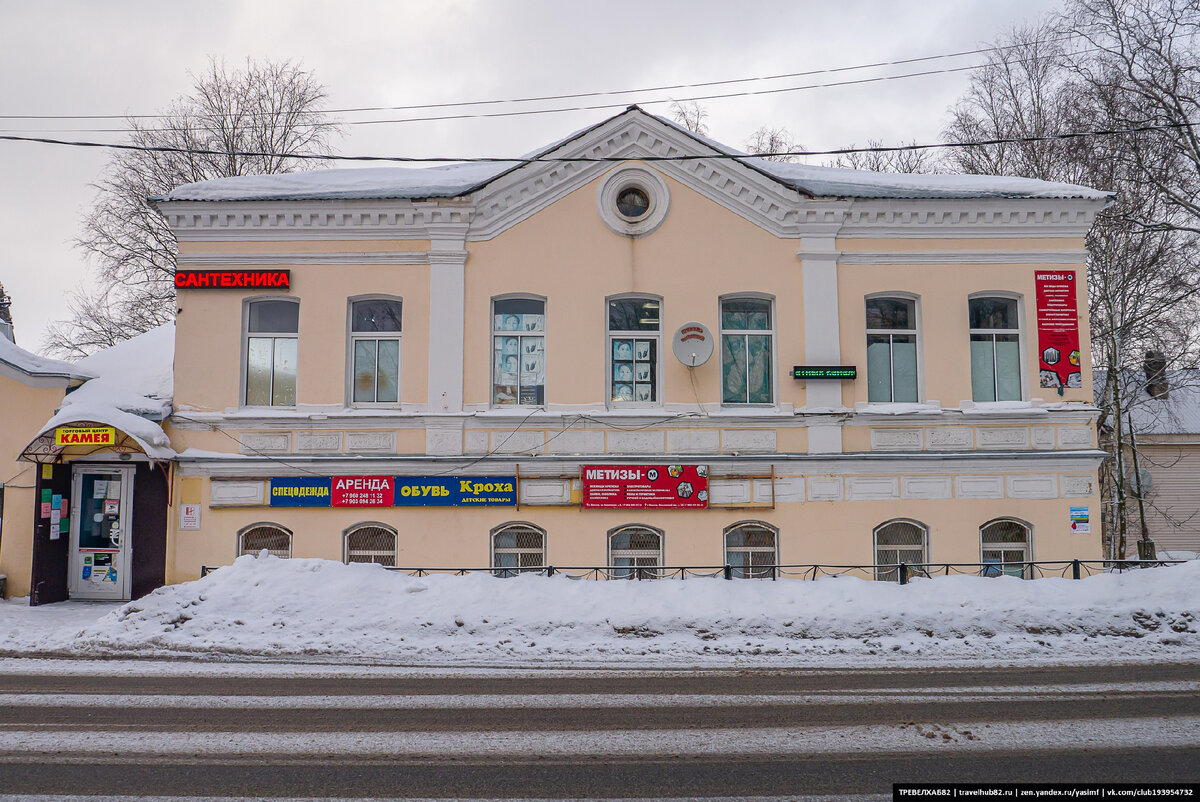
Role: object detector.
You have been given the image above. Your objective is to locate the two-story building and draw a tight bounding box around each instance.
[5,107,1110,600]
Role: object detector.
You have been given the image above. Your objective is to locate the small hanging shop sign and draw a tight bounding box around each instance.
[54,426,116,446]
[792,366,857,380]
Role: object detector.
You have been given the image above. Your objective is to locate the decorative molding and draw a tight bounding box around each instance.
[426,425,464,457]
[1057,426,1094,448]
[463,430,490,455]
[159,199,474,242]
[846,476,900,501]
[836,249,1086,265]
[721,429,777,453]
[709,478,751,505]
[294,432,342,453]
[239,432,290,455]
[925,427,972,450]
[1007,474,1059,499]
[806,424,843,454]
[519,479,572,505]
[1031,425,1056,449]
[546,430,606,454]
[209,480,265,507]
[345,431,396,453]
[807,475,844,501]
[976,427,1030,449]
[1060,474,1096,497]
[177,252,431,266]
[956,475,1004,499]
[490,431,545,455]
[772,476,806,503]
[607,430,666,454]
[596,165,671,237]
[870,428,923,451]
[901,475,952,500]
[752,478,775,503]
[666,429,720,453]
[838,199,1103,239]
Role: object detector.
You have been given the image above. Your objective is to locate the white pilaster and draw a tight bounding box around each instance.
[800,236,843,453]
[427,248,466,415]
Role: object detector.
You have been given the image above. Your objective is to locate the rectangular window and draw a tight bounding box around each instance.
[245,300,298,406]
[969,297,1022,402]
[493,298,545,406]
[865,298,919,403]
[608,297,660,404]
[721,297,773,404]
[350,299,402,405]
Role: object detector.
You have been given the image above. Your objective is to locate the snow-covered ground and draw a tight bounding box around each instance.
[0,555,1197,667]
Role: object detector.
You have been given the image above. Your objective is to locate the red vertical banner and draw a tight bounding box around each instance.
[1035,271,1081,390]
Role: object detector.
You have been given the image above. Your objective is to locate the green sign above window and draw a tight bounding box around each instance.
[792,366,857,380]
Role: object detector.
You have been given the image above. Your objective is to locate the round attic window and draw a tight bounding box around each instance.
[597,167,670,237]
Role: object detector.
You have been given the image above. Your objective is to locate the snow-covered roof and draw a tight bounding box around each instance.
[155,107,1111,204]
[0,335,94,383]
[1117,370,1200,435]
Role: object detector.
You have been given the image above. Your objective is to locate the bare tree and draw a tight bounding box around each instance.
[45,58,342,358]
[829,139,940,173]
[667,100,709,136]
[745,126,801,162]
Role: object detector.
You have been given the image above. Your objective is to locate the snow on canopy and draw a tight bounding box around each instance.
[0,336,94,382]
[156,107,1110,203]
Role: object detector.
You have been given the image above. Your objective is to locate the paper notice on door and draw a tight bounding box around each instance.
[103,499,119,516]
[93,480,107,499]
[106,481,121,500]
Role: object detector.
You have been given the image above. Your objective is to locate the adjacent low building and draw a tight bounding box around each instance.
[2,107,1110,601]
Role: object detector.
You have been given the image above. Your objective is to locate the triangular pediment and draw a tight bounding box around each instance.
[466,108,846,240]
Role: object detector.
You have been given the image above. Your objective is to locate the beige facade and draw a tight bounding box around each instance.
[145,108,1107,583]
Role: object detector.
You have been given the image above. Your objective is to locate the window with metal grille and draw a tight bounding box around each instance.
[344,524,397,566]
[609,525,662,579]
[238,524,292,558]
[724,522,778,579]
[980,519,1031,578]
[491,523,546,577]
[873,520,927,582]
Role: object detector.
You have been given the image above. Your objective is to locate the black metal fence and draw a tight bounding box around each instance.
[201,558,1185,581]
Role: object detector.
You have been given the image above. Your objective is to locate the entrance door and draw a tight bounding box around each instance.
[69,466,134,600]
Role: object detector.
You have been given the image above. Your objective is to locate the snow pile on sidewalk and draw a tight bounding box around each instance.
[0,556,1189,666]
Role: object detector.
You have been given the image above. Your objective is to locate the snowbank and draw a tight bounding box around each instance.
[0,336,93,381]
[62,323,173,419]
[5,556,1196,667]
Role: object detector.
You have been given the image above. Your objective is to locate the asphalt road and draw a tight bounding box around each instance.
[0,661,1197,800]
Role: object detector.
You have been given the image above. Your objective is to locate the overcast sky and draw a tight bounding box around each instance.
[0,0,1065,351]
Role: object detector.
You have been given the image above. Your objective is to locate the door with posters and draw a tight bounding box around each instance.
[68,466,134,600]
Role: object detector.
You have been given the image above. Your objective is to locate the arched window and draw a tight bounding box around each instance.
[491,522,546,577]
[238,523,292,558]
[866,296,919,403]
[344,523,398,566]
[873,519,928,582]
[980,518,1031,578]
[349,297,402,406]
[608,524,663,579]
[244,298,299,406]
[607,295,661,405]
[969,295,1023,401]
[724,521,779,579]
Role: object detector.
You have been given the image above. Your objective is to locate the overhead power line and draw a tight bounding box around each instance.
[0,34,1088,123]
[0,120,1193,165]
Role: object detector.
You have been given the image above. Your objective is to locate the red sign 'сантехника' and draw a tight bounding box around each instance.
[581,465,708,509]
[174,270,290,290]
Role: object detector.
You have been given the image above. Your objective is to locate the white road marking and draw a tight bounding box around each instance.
[0,680,1193,709]
[0,715,1195,757]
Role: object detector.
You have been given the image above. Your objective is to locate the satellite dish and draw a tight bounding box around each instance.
[672,321,714,367]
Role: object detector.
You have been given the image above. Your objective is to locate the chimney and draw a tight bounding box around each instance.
[1143,350,1169,399]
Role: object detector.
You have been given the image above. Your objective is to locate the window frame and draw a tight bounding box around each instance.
[605,293,663,409]
[241,296,300,409]
[718,293,777,407]
[723,520,780,579]
[346,295,403,409]
[343,521,399,566]
[490,294,547,408]
[607,523,664,579]
[967,292,1027,402]
[979,517,1033,579]
[865,292,923,403]
[236,522,293,559]
[872,518,929,582]
[490,521,547,577]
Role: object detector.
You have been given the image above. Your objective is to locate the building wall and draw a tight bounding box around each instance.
[0,375,65,597]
